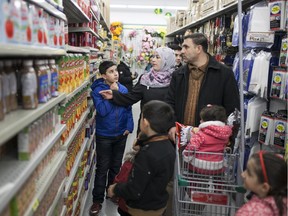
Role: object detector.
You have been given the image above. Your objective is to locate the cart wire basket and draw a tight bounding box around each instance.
[174,146,241,216]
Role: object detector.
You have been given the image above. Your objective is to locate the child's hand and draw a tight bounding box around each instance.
[132,139,140,152]
[110,82,119,90]
[107,183,117,198]
[123,130,130,136]
[192,127,199,134]
[168,126,176,143]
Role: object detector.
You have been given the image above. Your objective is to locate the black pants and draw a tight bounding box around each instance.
[118,207,131,216]
[92,135,127,203]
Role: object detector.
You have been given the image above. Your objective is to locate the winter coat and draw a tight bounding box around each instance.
[165,55,240,126]
[91,78,134,137]
[112,77,169,133]
[236,195,288,216]
[183,121,232,174]
[117,61,134,92]
[114,139,175,211]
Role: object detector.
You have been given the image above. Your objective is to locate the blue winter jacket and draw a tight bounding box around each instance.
[91,78,134,137]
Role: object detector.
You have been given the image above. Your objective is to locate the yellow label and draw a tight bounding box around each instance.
[274,74,282,83]
[32,199,39,211]
[271,5,280,14]
[261,120,268,129]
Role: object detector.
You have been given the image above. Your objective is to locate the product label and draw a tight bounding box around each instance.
[38,74,48,103]
[51,71,58,97]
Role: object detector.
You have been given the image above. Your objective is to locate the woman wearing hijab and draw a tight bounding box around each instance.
[100,46,176,134]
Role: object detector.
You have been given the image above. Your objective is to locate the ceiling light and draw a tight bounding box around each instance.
[110,4,186,10]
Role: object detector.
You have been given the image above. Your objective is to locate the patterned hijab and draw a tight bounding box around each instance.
[140,47,175,88]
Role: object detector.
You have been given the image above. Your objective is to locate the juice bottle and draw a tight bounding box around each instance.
[4,60,17,110]
[0,62,5,120]
[48,59,59,97]
[21,60,38,109]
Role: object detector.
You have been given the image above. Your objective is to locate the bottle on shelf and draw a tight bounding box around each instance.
[0,62,4,120]
[48,59,59,97]
[20,60,38,109]
[4,60,18,111]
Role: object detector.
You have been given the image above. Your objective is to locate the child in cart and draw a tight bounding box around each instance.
[236,151,287,216]
[182,104,232,174]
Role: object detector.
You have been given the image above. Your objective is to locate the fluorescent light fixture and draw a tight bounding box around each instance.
[110,4,186,10]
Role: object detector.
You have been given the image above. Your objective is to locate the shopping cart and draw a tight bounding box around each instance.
[174,146,241,216]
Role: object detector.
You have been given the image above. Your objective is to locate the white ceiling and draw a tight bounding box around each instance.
[109,0,188,25]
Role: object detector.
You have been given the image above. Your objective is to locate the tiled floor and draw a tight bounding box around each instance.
[83,102,140,216]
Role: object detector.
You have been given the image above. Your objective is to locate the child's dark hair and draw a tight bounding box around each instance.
[251,152,287,215]
[200,105,227,123]
[142,100,175,134]
[99,60,116,75]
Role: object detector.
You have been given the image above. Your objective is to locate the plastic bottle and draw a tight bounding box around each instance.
[34,60,48,103]
[45,60,51,100]
[4,60,18,111]
[48,59,59,97]
[21,60,38,109]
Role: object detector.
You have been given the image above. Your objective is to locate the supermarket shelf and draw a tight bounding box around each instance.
[46,178,66,216]
[0,43,66,56]
[61,108,90,150]
[80,161,96,216]
[0,93,66,146]
[0,124,66,213]
[66,45,90,53]
[64,0,90,23]
[90,9,100,22]
[24,151,67,216]
[65,81,89,102]
[87,129,96,151]
[89,73,97,80]
[68,27,103,41]
[99,12,112,37]
[166,0,262,37]
[60,206,67,216]
[27,0,67,21]
[90,59,98,64]
[64,138,89,197]
[90,47,100,53]
[71,158,90,216]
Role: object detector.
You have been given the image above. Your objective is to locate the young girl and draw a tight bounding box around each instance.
[183,105,232,173]
[236,151,287,216]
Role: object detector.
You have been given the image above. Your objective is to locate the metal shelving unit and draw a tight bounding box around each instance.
[0,43,66,57]
[64,0,90,23]
[166,0,262,37]
[0,93,66,146]
[61,109,90,150]
[46,178,66,216]
[27,0,67,21]
[63,138,89,197]
[65,81,90,103]
[69,27,103,41]
[66,45,91,54]
[24,151,67,216]
[0,124,66,213]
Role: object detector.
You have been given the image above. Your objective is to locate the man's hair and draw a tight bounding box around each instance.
[200,105,227,123]
[168,43,182,51]
[142,100,175,134]
[184,33,208,53]
[99,61,116,75]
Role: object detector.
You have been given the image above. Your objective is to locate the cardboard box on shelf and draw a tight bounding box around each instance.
[219,0,237,8]
[167,16,176,34]
[175,10,186,28]
[201,0,219,17]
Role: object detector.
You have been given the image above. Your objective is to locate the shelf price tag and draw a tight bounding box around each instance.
[32,199,39,211]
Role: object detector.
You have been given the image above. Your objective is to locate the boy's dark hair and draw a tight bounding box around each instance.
[184,33,208,53]
[200,105,227,123]
[99,61,116,75]
[142,100,175,134]
[251,152,287,216]
[168,44,182,51]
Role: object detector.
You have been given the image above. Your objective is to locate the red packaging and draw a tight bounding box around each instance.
[93,20,97,33]
[69,33,77,46]
[191,192,228,205]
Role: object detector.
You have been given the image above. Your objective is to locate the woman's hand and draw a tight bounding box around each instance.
[99,90,113,99]
[123,130,130,136]
[110,82,119,90]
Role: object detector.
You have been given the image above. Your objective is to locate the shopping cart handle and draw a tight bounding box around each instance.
[177,176,189,187]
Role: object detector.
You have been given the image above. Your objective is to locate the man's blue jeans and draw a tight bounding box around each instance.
[92,134,127,203]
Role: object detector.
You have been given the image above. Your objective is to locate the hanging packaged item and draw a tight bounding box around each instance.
[258,111,275,145]
[269,0,286,31]
[279,37,287,67]
[271,111,287,148]
[270,67,287,100]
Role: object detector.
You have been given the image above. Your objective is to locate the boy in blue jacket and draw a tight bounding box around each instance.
[90,61,134,216]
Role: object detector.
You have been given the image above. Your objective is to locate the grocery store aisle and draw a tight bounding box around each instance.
[83,102,140,216]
